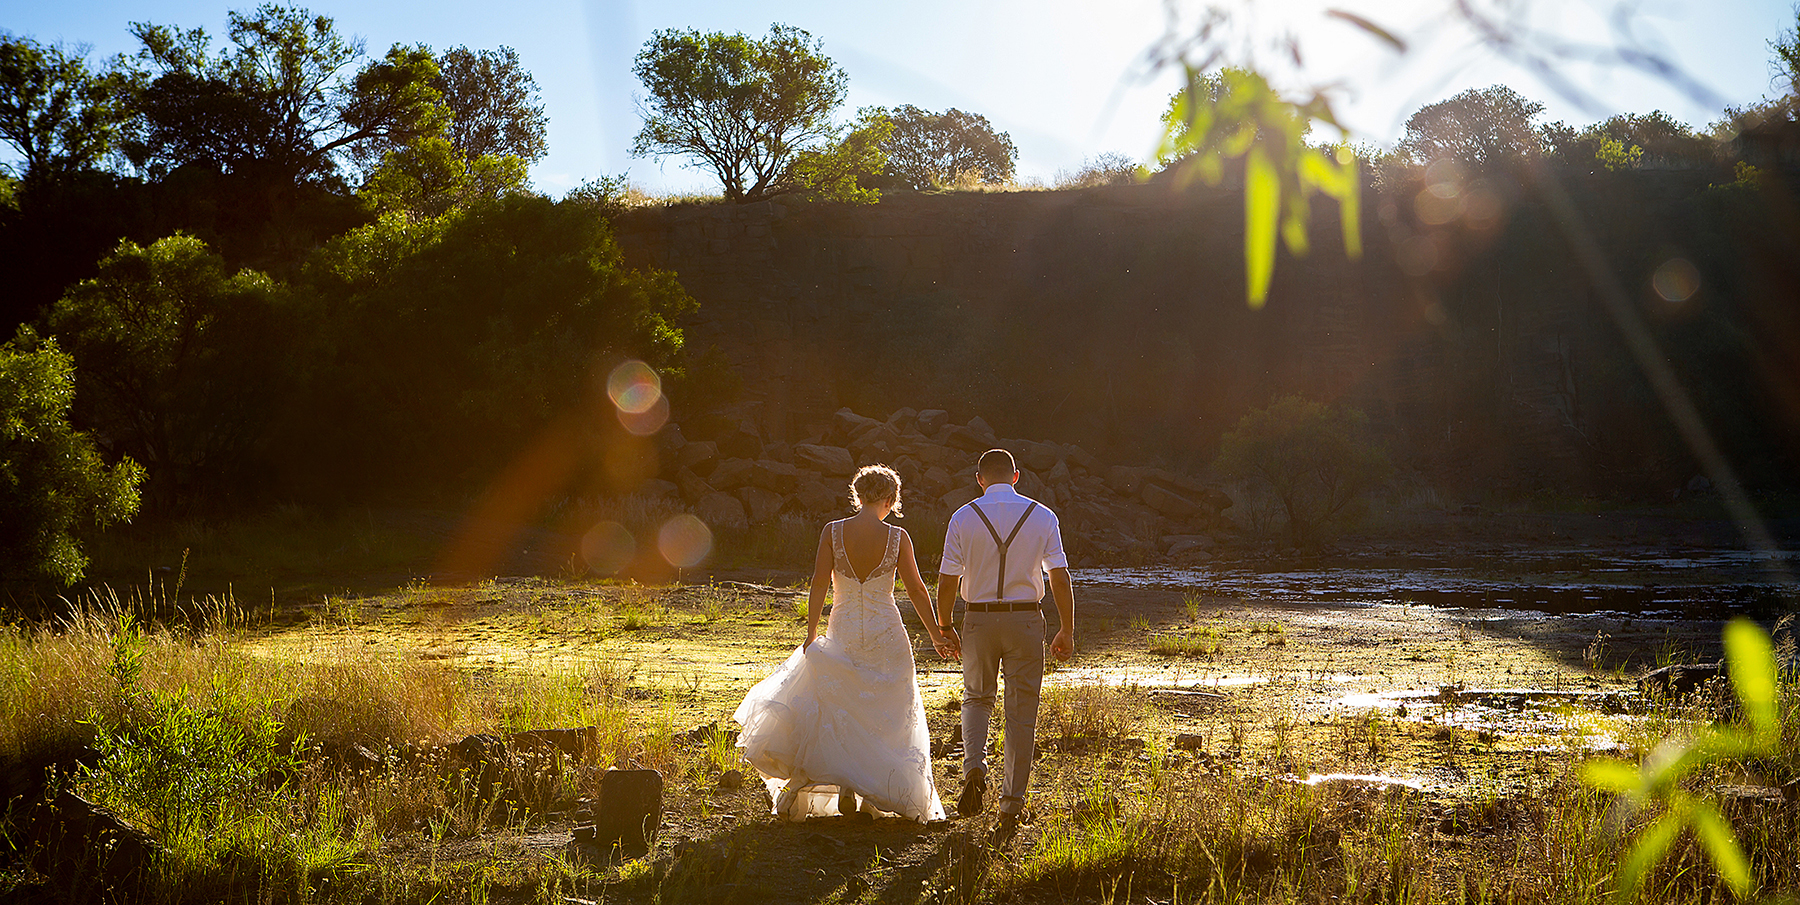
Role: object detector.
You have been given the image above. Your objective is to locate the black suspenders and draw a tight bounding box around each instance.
[968,501,1038,602]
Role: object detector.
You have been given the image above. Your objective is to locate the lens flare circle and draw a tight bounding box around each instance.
[1652,258,1701,303]
[580,521,636,575]
[658,514,712,568]
[616,394,670,437]
[607,361,663,415]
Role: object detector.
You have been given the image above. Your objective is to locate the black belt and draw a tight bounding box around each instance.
[965,601,1042,612]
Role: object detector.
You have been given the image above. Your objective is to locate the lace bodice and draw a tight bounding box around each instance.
[825,521,909,677]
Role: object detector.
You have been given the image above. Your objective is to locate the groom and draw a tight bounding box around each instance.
[935,448,1076,846]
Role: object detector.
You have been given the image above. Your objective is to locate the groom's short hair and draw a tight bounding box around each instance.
[978,448,1017,481]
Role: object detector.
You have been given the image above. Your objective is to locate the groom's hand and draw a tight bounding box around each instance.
[934,627,961,660]
[1050,627,1074,661]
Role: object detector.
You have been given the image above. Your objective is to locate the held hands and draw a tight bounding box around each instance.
[931,627,961,660]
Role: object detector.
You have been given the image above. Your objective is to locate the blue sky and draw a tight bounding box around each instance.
[4,0,1795,196]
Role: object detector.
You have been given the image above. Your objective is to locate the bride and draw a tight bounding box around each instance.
[733,464,952,823]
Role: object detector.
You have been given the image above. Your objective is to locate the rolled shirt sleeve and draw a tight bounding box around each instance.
[1039,509,1069,572]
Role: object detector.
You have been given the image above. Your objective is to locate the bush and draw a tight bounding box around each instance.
[45,234,290,511]
[0,328,142,585]
[1214,395,1391,547]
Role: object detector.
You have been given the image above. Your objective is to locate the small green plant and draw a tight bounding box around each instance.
[1581,618,1782,903]
[1182,591,1202,623]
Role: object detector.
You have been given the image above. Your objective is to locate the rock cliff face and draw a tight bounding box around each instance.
[650,406,1232,568]
[614,172,1761,499]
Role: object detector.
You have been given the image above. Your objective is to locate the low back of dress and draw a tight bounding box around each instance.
[827,521,909,678]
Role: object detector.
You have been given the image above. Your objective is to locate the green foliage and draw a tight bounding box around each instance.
[1213,396,1391,547]
[288,195,695,498]
[358,133,531,217]
[790,108,892,203]
[434,45,547,163]
[1397,85,1546,171]
[1158,67,1360,306]
[1581,618,1786,902]
[1544,111,1715,173]
[0,328,142,585]
[46,233,289,510]
[1595,137,1644,171]
[874,104,1017,189]
[80,683,300,841]
[630,24,848,202]
[0,33,136,186]
[125,5,446,188]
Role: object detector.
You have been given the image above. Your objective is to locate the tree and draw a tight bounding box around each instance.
[125,5,445,189]
[1397,85,1546,171]
[286,195,696,498]
[0,328,143,585]
[436,45,547,163]
[0,34,136,186]
[875,105,1015,189]
[45,234,289,510]
[630,24,848,202]
[1544,111,1716,172]
[1214,396,1391,547]
[790,109,892,202]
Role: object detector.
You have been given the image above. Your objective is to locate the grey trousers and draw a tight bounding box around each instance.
[961,609,1045,816]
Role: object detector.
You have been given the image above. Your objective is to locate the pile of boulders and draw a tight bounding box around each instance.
[650,407,1234,566]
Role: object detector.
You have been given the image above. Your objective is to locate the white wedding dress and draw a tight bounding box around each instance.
[733,521,946,823]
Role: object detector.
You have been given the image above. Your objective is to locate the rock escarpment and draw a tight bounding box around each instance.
[650,406,1233,566]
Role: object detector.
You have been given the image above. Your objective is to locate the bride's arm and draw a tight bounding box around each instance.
[804,525,832,650]
[896,531,951,656]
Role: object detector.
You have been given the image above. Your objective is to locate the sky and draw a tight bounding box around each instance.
[3,0,1795,197]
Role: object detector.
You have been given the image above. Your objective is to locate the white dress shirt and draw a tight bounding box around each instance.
[939,483,1068,603]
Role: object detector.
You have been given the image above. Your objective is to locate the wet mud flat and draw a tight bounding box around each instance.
[226,543,1796,904]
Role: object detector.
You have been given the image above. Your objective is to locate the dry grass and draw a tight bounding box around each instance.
[5,582,1798,905]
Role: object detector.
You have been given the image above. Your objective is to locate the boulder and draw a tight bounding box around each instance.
[708,457,755,490]
[1143,467,1209,496]
[966,416,997,443]
[916,443,958,468]
[793,443,855,476]
[1141,483,1201,518]
[1066,444,1101,473]
[1106,465,1147,496]
[737,486,786,525]
[29,791,158,899]
[453,734,516,803]
[1162,535,1216,556]
[940,485,981,512]
[832,408,882,438]
[943,425,992,452]
[716,424,764,460]
[748,459,801,494]
[1019,441,1060,473]
[695,492,749,533]
[1638,663,1725,698]
[677,440,719,471]
[796,479,845,516]
[1047,460,1072,488]
[916,409,950,434]
[509,727,598,758]
[886,407,919,432]
[674,467,712,504]
[580,768,663,854]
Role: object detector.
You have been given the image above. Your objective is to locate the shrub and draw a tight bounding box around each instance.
[0,328,142,585]
[1214,395,1391,547]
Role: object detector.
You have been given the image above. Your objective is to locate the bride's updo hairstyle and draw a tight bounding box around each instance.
[849,464,903,516]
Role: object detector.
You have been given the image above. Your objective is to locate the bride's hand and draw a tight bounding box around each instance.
[803,628,818,651]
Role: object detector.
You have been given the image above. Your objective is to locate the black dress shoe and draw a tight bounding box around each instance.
[990,812,1020,847]
[956,765,987,817]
